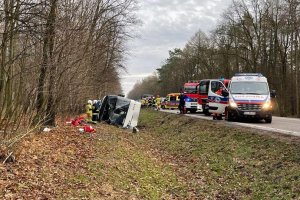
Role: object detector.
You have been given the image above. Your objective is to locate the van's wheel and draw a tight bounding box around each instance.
[217,115,223,120]
[203,109,211,116]
[190,109,197,113]
[225,109,233,121]
[265,115,272,123]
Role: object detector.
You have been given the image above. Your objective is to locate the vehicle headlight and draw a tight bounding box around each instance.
[262,101,272,110]
[229,99,237,108]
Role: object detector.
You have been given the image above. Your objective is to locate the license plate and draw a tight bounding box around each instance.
[192,103,197,105]
[244,112,256,115]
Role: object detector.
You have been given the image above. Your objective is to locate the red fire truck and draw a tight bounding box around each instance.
[183,81,201,113]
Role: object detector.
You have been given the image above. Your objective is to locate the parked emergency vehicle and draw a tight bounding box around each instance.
[199,79,230,115]
[208,73,276,123]
[183,81,201,113]
[162,93,180,109]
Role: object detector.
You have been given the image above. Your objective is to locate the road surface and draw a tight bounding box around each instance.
[161,109,300,137]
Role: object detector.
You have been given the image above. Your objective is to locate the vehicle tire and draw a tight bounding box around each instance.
[265,115,272,123]
[227,114,233,121]
[225,109,233,121]
[161,105,165,109]
[190,109,197,114]
[217,115,223,120]
[203,109,211,116]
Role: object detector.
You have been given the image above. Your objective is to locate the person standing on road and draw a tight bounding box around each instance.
[155,95,161,110]
[179,92,186,114]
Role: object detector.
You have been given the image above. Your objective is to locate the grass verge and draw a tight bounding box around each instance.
[0,110,299,199]
[134,109,300,199]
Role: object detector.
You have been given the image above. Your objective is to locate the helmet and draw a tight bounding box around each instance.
[88,100,92,104]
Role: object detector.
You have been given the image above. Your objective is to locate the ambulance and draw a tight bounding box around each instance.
[162,93,180,109]
[208,73,276,123]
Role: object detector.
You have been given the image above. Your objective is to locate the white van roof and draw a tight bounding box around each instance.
[232,73,267,82]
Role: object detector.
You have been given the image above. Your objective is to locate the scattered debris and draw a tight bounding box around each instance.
[43,127,51,132]
[2,152,15,164]
[79,126,96,133]
[83,125,95,133]
[71,116,85,126]
[79,128,84,132]
[132,127,139,133]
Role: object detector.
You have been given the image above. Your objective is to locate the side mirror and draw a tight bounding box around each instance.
[270,90,276,98]
[222,90,229,97]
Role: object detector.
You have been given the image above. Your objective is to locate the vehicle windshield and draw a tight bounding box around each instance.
[230,82,269,95]
[184,86,197,94]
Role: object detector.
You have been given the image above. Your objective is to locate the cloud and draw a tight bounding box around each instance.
[120,73,153,95]
[121,73,153,78]
[122,0,232,95]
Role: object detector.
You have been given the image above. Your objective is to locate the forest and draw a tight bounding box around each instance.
[128,0,300,118]
[0,0,137,143]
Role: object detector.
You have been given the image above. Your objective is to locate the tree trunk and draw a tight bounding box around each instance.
[35,0,58,124]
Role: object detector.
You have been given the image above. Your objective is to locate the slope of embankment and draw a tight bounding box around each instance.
[0,110,299,199]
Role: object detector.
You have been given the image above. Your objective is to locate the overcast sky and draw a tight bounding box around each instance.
[121,0,232,96]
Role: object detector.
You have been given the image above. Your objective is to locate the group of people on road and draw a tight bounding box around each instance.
[141,95,162,110]
[85,100,102,122]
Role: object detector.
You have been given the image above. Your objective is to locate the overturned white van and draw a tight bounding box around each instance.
[98,95,141,129]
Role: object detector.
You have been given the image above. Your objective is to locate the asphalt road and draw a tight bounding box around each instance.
[161,109,300,137]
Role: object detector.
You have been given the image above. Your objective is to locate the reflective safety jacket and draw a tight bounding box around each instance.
[85,103,92,115]
[155,97,161,105]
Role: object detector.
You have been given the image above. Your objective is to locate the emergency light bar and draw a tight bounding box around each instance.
[234,73,263,77]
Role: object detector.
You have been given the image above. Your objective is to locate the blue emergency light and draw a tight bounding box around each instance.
[234,73,263,77]
[185,97,192,102]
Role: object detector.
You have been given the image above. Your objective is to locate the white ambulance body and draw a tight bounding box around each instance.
[208,73,275,123]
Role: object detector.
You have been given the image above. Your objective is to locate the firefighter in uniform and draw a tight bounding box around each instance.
[155,95,161,110]
[85,100,93,122]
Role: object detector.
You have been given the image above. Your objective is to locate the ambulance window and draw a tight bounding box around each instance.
[211,81,224,95]
[199,81,209,94]
[170,96,176,101]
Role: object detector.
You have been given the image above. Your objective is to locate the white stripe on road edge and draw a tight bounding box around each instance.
[229,122,300,137]
[160,110,300,137]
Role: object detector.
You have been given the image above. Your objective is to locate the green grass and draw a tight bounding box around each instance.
[136,109,300,199]
[62,109,300,199]
[90,132,188,199]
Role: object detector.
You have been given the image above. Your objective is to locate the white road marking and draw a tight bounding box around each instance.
[160,109,300,137]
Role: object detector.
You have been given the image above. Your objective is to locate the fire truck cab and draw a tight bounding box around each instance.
[183,81,201,113]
